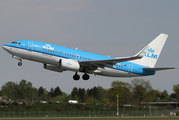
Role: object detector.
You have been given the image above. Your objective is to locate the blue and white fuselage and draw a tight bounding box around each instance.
[2,33,175,80]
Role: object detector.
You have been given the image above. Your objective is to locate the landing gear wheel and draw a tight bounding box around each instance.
[18,62,22,66]
[82,74,90,80]
[73,74,80,81]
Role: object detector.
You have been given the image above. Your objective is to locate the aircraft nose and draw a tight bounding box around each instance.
[2,45,5,49]
[2,45,8,51]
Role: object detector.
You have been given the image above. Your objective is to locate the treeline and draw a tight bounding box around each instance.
[0,79,179,105]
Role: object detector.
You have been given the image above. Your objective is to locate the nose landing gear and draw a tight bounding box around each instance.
[12,55,22,66]
[18,61,22,66]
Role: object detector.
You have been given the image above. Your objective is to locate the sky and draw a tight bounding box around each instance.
[0,0,178,95]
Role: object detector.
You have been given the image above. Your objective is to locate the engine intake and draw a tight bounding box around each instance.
[44,64,63,72]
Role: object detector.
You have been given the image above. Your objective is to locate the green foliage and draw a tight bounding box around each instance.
[1,80,38,101]
[54,86,62,97]
[109,81,132,104]
[71,87,79,98]
[1,81,18,100]
[176,111,179,116]
[0,79,178,112]
[143,89,158,102]
[131,79,152,103]
[1,102,7,106]
[173,84,179,101]
[78,88,86,102]
[96,86,105,101]
[53,95,66,103]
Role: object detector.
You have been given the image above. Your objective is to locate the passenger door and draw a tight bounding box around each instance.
[128,64,133,74]
[28,41,33,51]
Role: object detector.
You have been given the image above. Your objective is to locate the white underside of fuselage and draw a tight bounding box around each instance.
[4,46,141,78]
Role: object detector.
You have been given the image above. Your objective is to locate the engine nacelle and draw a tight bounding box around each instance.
[59,59,80,72]
[44,64,63,72]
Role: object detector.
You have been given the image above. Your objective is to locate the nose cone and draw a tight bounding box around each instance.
[2,44,9,52]
[2,45,6,50]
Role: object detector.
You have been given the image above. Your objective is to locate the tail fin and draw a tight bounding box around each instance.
[132,33,168,68]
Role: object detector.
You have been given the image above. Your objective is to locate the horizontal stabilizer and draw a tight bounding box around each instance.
[143,67,176,71]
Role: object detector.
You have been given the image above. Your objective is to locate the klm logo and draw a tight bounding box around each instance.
[145,48,158,59]
[66,62,71,66]
[43,44,54,50]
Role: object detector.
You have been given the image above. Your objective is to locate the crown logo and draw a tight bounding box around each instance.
[147,48,155,53]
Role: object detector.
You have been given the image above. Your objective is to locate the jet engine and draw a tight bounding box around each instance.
[58,59,81,72]
[44,64,63,72]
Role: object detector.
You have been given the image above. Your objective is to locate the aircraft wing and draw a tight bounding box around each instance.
[80,56,140,68]
[79,45,148,69]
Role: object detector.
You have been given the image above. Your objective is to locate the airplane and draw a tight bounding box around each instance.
[2,33,175,80]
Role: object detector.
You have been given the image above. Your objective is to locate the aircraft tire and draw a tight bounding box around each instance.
[18,62,22,66]
[82,74,90,80]
[73,74,80,81]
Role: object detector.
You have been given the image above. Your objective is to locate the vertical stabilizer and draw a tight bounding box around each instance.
[132,33,168,68]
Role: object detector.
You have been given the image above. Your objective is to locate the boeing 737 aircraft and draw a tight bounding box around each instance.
[3,33,175,80]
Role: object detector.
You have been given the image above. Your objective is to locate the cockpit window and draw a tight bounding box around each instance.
[12,42,21,45]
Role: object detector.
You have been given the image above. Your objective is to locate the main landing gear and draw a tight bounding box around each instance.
[73,72,80,80]
[73,72,90,81]
[82,73,90,80]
